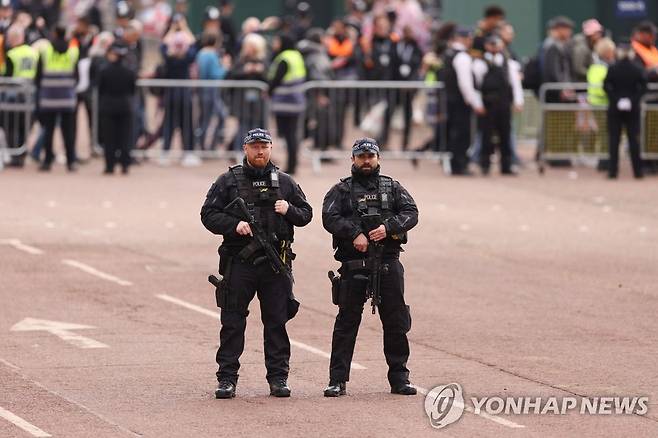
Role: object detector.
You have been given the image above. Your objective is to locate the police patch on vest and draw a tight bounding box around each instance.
[252,180,267,188]
[361,194,379,202]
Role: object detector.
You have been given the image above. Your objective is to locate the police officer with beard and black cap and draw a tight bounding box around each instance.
[322,138,419,397]
[201,128,313,399]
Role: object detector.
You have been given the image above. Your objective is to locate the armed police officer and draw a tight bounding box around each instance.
[200,128,312,399]
[322,138,419,397]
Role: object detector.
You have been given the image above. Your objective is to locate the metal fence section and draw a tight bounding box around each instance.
[0,78,35,170]
[300,80,449,172]
[515,90,540,141]
[538,82,609,168]
[94,79,270,161]
[642,84,658,159]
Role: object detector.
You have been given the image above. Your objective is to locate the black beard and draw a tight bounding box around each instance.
[351,164,380,179]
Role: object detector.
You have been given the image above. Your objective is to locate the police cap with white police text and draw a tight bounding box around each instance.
[352,137,380,156]
[243,128,273,144]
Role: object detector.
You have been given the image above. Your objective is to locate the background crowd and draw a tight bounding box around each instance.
[0,0,657,177]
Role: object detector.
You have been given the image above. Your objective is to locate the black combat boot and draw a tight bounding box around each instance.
[269,378,291,397]
[323,382,346,397]
[391,383,417,395]
[215,380,236,399]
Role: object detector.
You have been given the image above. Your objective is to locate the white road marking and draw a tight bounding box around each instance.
[0,407,51,437]
[156,294,218,318]
[155,294,366,370]
[0,239,44,255]
[412,385,525,429]
[61,259,133,286]
[0,358,20,371]
[0,359,140,437]
[11,318,109,349]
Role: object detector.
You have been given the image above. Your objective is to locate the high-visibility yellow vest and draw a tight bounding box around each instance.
[42,43,79,74]
[269,49,306,83]
[268,49,307,114]
[38,42,80,111]
[587,63,608,106]
[7,44,39,79]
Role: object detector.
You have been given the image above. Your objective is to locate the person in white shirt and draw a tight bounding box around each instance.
[472,35,524,175]
[444,26,484,175]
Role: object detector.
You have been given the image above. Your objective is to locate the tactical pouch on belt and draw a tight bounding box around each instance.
[328,271,341,305]
[209,274,226,308]
[210,251,235,309]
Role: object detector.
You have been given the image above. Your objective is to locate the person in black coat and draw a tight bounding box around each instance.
[97,42,136,174]
[603,41,647,179]
[384,25,423,150]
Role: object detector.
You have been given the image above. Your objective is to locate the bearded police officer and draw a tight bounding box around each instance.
[322,138,419,397]
[201,128,312,399]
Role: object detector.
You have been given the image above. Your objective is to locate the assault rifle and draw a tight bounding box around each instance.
[224,197,294,284]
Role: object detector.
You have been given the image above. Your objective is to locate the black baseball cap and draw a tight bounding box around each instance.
[243,128,273,144]
[352,137,380,156]
[109,41,129,57]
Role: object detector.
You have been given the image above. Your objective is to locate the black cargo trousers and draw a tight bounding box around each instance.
[216,258,293,385]
[329,258,412,386]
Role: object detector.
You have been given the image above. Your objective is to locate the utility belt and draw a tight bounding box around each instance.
[340,254,398,272]
[235,239,294,267]
[328,256,397,307]
[211,241,295,314]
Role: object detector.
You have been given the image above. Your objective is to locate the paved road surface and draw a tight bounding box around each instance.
[1,154,657,437]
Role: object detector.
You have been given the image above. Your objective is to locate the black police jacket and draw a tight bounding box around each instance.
[201,160,312,254]
[322,166,418,261]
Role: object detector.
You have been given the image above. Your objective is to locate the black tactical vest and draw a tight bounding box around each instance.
[229,165,293,243]
[441,48,467,107]
[479,56,513,107]
[333,174,407,252]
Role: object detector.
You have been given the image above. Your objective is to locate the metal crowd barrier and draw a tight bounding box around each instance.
[92,79,270,161]
[300,80,448,172]
[641,84,658,159]
[539,82,658,171]
[538,82,608,168]
[0,78,35,171]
